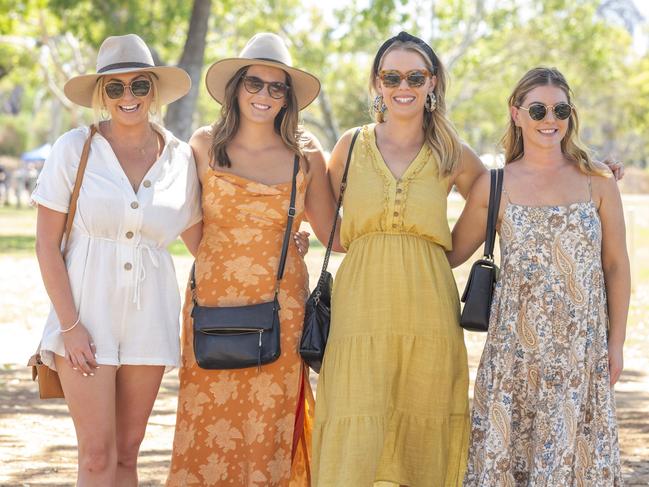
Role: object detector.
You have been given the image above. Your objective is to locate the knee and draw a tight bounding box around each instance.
[79,441,115,474]
[116,433,145,469]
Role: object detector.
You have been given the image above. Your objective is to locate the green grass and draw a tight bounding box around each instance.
[167,239,191,256]
[0,206,37,235]
[0,235,35,253]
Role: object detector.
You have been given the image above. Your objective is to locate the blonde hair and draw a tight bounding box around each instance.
[90,73,161,124]
[208,66,306,170]
[369,40,461,178]
[502,67,609,176]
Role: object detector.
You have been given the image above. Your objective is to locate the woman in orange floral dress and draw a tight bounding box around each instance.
[166,33,339,486]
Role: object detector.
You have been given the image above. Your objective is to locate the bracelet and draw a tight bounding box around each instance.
[60,316,80,333]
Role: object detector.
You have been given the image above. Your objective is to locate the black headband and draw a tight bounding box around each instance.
[372,31,437,75]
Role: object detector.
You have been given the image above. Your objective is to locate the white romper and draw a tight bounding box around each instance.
[31,123,201,370]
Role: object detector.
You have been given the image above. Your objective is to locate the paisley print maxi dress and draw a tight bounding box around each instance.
[464,187,622,486]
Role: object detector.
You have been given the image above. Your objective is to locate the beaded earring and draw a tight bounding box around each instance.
[425,92,437,112]
[373,95,387,114]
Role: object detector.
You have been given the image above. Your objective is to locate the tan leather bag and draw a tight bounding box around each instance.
[28,125,97,399]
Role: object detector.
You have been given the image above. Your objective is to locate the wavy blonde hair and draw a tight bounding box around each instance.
[90,73,161,124]
[502,67,608,176]
[208,66,306,170]
[369,40,461,177]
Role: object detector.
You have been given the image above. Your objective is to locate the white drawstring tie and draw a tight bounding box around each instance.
[132,244,159,309]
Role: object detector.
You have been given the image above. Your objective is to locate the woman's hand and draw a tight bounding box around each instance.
[608,341,624,386]
[603,158,624,181]
[61,323,98,376]
[294,230,311,257]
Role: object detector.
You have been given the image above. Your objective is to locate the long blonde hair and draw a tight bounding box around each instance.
[208,66,305,169]
[502,67,608,176]
[369,36,461,177]
[90,73,161,124]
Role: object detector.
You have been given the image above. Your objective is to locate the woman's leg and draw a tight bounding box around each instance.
[114,365,165,487]
[55,354,118,486]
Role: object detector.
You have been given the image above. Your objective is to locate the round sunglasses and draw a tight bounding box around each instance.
[104,79,152,100]
[242,75,290,99]
[518,102,573,121]
[378,69,432,88]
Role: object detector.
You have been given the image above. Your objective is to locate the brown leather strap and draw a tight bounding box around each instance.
[63,125,96,252]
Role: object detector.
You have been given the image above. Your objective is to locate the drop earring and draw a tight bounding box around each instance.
[373,95,387,114]
[425,92,437,112]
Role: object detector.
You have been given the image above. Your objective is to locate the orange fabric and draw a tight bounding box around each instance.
[167,168,313,487]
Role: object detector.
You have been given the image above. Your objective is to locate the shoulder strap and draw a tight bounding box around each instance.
[483,168,504,260]
[316,127,362,285]
[63,124,96,253]
[276,155,300,284]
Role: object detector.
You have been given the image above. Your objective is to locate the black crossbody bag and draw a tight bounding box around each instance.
[460,168,504,332]
[191,156,300,369]
[299,128,361,373]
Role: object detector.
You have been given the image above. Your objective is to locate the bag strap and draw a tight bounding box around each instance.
[63,124,97,253]
[483,168,504,260]
[315,127,362,288]
[276,155,300,284]
[190,155,300,300]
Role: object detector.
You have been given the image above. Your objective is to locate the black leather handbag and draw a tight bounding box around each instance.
[299,128,361,373]
[191,157,300,369]
[460,168,504,332]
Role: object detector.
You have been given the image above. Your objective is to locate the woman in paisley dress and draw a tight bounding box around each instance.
[166,33,338,486]
[449,67,629,486]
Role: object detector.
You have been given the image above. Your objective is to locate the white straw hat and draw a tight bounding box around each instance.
[64,34,191,108]
[205,33,320,110]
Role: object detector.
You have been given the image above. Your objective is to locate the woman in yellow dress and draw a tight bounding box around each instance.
[312,32,487,487]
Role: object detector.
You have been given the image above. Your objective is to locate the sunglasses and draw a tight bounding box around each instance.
[242,75,290,99]
[518,102,573,121]
[104,79,152,99]
[378,69,432,88]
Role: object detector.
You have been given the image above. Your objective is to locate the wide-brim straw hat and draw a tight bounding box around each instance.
[205,33,320,110]
[64,34,190,108]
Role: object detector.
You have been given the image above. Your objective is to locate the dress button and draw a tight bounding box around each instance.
[396,188,403,193]
[130,201,139,209]
[124,262,133,270]
[393,211,399,217]
[125,231,134,239]
[143,180,151,188]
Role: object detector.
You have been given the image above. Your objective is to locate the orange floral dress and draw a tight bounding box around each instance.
[167,166,313,487]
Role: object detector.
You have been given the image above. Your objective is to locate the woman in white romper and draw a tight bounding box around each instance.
[31,34,202,486]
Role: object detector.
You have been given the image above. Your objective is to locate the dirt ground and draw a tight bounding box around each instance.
[1,245,648,485]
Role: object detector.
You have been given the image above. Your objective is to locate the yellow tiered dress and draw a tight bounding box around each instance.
[312,124,470,487]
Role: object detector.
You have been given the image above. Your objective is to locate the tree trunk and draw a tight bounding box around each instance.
[317,89,339,150]
[164,0,212,141]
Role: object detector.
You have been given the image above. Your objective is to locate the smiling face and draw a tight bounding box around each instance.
[512,84,570,151]
[375,48,435,121]
[237,64,288,125]
[101,72,154,127]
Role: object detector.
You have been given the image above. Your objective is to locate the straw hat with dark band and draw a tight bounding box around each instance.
[64,34,191,108]
[205,33,320,110]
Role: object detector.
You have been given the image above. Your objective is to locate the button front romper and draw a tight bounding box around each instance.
[32,124,202,370]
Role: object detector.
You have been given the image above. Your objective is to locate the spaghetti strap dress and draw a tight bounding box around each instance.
[312,124,470,487]
[464,177,623,486]
[167,163,313,487]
